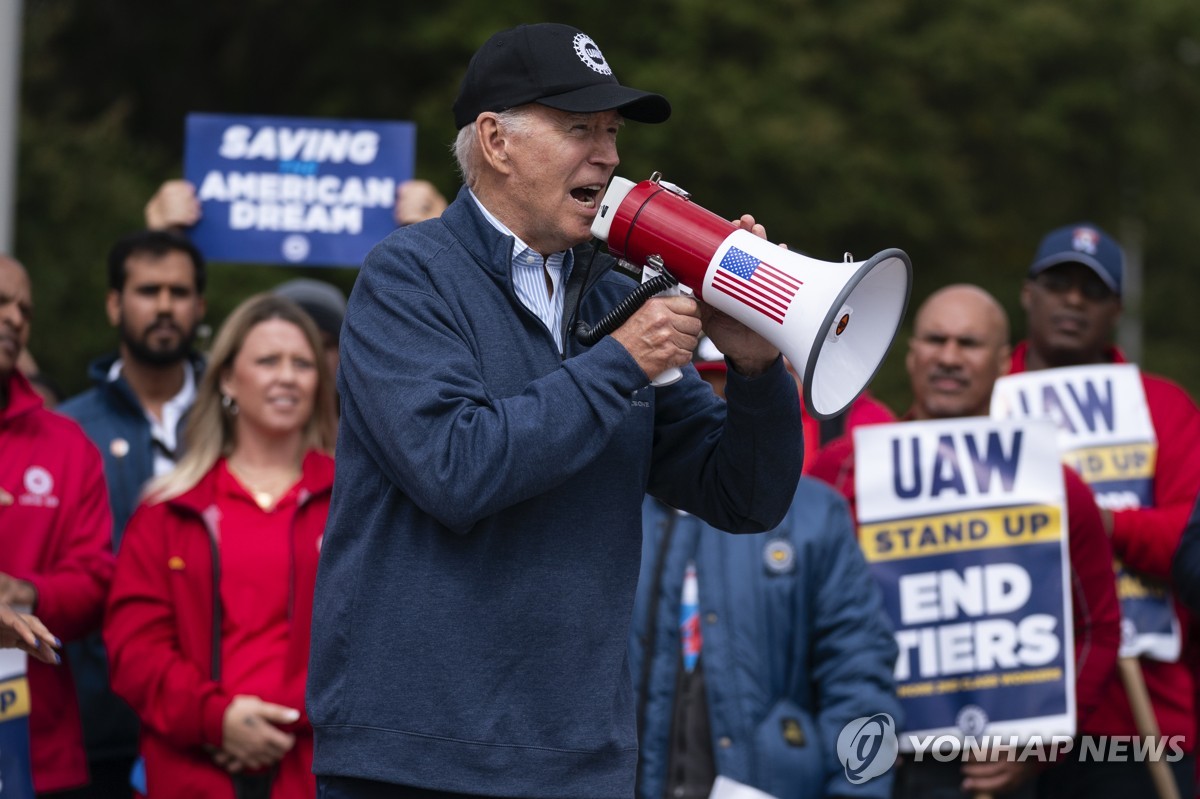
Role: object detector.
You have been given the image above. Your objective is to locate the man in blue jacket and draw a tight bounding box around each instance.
[630,345,900,799]
[57,228,207,797]
[308,22,804,799]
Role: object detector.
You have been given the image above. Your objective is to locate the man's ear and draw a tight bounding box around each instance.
[1019,280,1033,314]
[105,289,121,328]
[477,114,515,176]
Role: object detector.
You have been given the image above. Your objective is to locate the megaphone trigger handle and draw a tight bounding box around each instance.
[573,271,678,347]
[645,268,689,388]
[650,366,684,388]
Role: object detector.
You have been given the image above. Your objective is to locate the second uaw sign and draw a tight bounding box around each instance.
[854,417,1075,746]
[992,363,1179,662]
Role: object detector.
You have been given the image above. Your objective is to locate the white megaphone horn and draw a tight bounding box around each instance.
[585,172,912,420]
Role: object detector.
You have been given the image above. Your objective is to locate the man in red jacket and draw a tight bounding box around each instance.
[810,283,1121,798]
[0,255,115,795]
[1011,223,1200,797]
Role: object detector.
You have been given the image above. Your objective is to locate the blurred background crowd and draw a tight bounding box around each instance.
[6,4,1200,799]
[5,0,1200,407]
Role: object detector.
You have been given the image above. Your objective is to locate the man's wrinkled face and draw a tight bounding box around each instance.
[107,251,206,367]
[907,289,1010,420]
[497,105,622,256]
[1020,262,1120,367]
[0,258,32,378]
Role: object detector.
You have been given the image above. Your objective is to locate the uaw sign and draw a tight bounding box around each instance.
[991,364,1179,662]
[184,113,416,267]
[854,418,1075,747]
[0,648,34,797]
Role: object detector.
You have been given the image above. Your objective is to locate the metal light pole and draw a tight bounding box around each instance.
[0,0,23,255]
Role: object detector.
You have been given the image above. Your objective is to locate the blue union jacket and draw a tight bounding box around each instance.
[630,485,902,799]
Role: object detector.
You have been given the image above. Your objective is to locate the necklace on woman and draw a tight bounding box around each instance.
[227,460,301,511]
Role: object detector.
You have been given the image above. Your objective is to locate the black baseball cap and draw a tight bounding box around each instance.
[273,278,347,342]
[452,23,671,129]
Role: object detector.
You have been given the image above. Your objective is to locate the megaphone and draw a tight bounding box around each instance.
[586,172,912,420]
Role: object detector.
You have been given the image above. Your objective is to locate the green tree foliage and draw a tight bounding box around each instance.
[15,0,1200,407]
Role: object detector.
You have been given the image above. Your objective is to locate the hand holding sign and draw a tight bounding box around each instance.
[145,179,202,231]
[184,113,416,267]
[394,180,448,226]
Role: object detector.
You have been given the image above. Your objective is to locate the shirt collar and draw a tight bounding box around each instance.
[108,358,196,404]
[468,189,573,274]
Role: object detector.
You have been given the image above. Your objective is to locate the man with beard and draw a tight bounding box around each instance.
[58,229,207,798]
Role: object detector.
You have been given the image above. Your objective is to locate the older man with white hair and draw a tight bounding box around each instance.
[307,22,804,799]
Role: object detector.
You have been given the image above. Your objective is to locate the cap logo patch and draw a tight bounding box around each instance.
[1072,227,1099,255]
[573,33,612,76]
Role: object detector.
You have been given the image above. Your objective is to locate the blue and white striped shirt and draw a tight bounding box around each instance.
[470,190,574,353]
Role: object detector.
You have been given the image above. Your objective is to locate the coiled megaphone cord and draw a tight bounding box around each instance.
[573,272,678,346]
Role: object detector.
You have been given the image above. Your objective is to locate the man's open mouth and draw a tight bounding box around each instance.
[570,185,602,208]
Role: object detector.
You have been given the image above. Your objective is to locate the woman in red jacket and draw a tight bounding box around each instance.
[105,293,337,799]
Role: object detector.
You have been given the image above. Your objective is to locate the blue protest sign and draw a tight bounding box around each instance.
[184,113,415,268]
[854,418,1075,746]
[0,650,34,798]
[992,364,1180,661]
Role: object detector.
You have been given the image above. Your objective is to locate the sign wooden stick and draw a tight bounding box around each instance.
[1118,656,1180,799]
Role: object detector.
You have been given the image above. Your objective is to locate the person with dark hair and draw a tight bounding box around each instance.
[57,228,208,797]
[1009,224,1200,797]
[306,22,804,799]
[272,278,346,378]
[0,254,115,794]
[104,292,337,799]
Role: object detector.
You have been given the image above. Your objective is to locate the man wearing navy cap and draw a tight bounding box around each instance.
[1012,223,1200,798]
[1019,223,1127,371]
[307,23,804,799]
